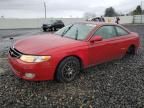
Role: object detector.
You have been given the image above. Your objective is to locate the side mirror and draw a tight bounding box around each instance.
[90,35,103,43]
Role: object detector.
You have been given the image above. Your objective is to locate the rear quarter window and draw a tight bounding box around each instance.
[94,25,117,39]
[115,26,129,36]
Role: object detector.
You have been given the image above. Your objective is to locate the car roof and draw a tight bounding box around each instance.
[76,21,118,26]
[74,21,130,34]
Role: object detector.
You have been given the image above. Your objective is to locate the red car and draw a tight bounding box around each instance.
[8,22,140,82]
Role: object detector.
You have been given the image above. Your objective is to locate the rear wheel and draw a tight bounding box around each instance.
[53,27,56,31]
[50,27,55,31]
[56,57,80,83]
[127,45,136,55]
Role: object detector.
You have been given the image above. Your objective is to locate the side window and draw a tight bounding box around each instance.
[115,26,129,36]
[57,20,63,24]
[94,26,117,39]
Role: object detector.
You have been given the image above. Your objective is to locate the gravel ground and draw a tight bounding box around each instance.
[0,29,46,57]
[0,25,144,108]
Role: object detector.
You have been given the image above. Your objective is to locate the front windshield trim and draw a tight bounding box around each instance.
[63,35,83,41]
[55,33,83,41]
[61,24,73,37]
[55,23,96,40]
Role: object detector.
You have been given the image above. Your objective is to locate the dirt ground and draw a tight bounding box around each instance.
[0,25,144,108]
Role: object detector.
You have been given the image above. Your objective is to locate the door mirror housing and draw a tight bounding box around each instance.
[90,35,103,43]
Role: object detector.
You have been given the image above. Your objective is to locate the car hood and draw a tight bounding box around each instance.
[14,34,80,55]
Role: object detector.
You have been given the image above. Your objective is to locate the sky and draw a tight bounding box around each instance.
[0,0,143,18]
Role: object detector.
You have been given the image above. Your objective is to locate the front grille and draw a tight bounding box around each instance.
[9,48,22,58]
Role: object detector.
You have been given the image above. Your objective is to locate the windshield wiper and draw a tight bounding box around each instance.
[75,27,79,40]
[61,24,73,37]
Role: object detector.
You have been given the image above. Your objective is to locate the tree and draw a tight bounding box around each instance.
[132,5,142,15]
[104,7,117,17]
[83,12,96,19]
[1,16,4,18]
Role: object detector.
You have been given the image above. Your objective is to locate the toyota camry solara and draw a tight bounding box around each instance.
[8,22,140,82]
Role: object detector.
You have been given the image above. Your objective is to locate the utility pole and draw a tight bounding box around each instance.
[141,1,143,23]
[44,1,47,19]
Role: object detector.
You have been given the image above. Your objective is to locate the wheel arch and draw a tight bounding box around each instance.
[128,44,136,50]
[126,44,136,54]
[54,55,84,79]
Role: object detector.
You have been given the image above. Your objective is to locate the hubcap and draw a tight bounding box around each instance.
[62,61,78,81]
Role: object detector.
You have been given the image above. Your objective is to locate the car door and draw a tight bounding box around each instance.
[113,25,131,57]
[53,21,58,28]
[89,25,119,65]
[56,21,63,28]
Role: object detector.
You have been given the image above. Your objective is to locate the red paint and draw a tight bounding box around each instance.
[8,22,140,81]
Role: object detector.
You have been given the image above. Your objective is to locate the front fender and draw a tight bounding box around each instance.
[53,45,89,71]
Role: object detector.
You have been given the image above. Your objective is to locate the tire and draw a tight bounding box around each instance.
[53,27,56,31]
[43,28,47,32]
[56,57,80,83]
[51,27,55,31]
[127,45,136,55]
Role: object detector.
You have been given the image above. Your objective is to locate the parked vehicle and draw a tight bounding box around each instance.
[8,22,140,82]
[42,20,65,32]
[87,17,105,22]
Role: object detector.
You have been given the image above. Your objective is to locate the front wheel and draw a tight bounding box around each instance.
[56,57,80,83]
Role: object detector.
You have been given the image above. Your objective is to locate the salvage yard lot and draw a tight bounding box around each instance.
[0,25,144,107]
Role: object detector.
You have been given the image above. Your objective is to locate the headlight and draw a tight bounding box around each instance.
[20,55,51,63]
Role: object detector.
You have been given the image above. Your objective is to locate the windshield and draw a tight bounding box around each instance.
[55,23,96,40]
[47,20,56,24]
